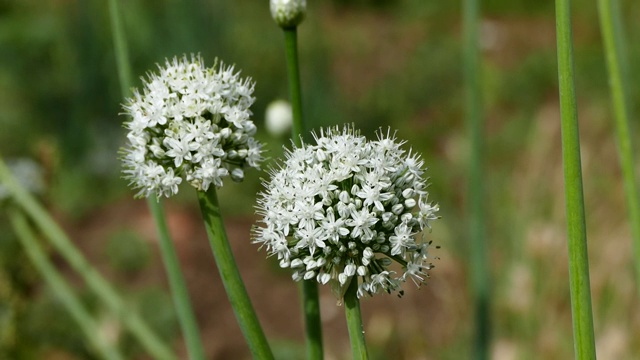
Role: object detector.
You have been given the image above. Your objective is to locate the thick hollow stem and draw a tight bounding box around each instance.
[555,0,597,358]
[344,278,369,360]
[196,188,274,360]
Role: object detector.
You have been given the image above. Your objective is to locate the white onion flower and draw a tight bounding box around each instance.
[120,55,263,198]
[270,0,306,28]
[253,125,439,298]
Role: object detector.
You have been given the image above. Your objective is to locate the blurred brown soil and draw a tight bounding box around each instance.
[55,199,464,360]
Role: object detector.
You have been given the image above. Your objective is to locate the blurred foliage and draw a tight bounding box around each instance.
[1,0,640,358]
[105,229,151,276]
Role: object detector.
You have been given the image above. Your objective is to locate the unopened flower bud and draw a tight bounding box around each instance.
[270,0,306,28]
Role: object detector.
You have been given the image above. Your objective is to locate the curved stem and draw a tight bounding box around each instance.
[597,0,640,296]
[196,188,274,360]
[344,278,369,360]
[0,158,176,360]
[555,0,597,358]
[9,209,125,360]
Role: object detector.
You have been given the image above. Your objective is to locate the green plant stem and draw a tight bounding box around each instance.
[149,197,206,360]
[196,188,274,360]
[555,0,597,358]
[284,28,306,143]
[344,278,369,360]
[108,0,205,357]
[108,0,133,96]
[0,159,176,360]
[597,0,640,295]
[9,209,125,360]
[283,26,324,360]
[462,0,490,358]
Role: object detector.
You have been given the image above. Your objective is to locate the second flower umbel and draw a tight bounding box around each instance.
[254,125,440,299]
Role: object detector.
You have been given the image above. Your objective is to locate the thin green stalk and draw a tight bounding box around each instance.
[344,278,369,360]
[149,197,206,360]
[196,188,274,360]
[108,0,206,357]
[9,209,125,360]
[108,0,133,97]
[597,0,640,294]
[555,0,597,358]
[283,26,324,360]
[284,28,306,144]
[462,0,490,358]
[0,159,175,360]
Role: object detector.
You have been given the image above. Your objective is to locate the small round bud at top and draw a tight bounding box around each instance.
[270,0,306,28]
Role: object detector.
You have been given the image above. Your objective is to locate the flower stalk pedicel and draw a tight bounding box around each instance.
[254,126,439,298]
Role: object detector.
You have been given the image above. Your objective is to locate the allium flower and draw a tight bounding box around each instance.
[253,126,439,298]
[120,55,263,198]
[270,0,306,28]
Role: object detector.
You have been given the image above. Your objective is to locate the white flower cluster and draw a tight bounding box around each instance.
[270,0,306,28]
[121,55,263,198]
[253,126,439,298]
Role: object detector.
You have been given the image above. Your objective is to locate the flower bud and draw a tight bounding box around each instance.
[270,0,306,28]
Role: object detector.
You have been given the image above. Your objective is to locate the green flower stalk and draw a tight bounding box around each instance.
[462,0,490,358]
[109,0,206,357]
[555,0,597,358]
[271,1,324,358]
[597,0,640,295]
[9,209,124,360]
[119,55,272,359]
[0,158,175,360]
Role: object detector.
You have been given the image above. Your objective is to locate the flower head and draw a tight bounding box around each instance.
[253,126,439,298]
[270,0,306,28]
[120,55,263,198]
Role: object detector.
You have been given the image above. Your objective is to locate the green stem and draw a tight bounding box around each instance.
[283,26,324,360]
[462,0,490,358]
[196,188,274,360]
[108,0,133,96]
[149,197,206,360]
[344,278,369,360]
[284,28,306,144]
[555,0,597,358]
[108,0,205,357]
[0,159,176,360]
[9,209,125,360]
[597,0,640,296]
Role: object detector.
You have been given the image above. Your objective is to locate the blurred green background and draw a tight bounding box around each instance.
[1,0,640,359]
